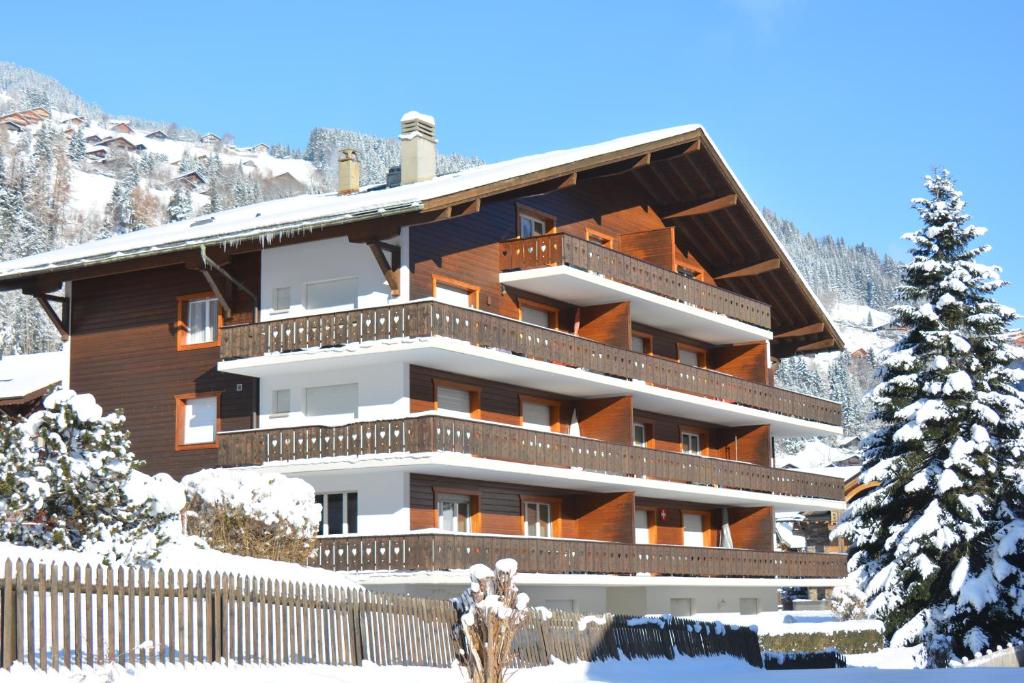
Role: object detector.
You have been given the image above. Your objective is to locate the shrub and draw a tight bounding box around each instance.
[182,469,319,563]
[759,626,883,655]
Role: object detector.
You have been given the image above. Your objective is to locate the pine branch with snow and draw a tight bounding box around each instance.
[834,170,1024,666]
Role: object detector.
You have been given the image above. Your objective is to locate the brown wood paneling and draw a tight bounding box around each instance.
[576,396,633,445]
[578,301,630,349]
[568,491,635,544]
[727,506,774,551]
[709,342,768,383]
[617,227,676,270]
[69,256,259,479]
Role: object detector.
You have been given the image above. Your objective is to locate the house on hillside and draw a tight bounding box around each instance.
[250,143,270,154]
[63,116,86,127]
[200,133,221,145]
[110,121,135,134]
[165,170,208,192]
[98,136,146,153]
[0,107,51,128]
[0,114,848,618]
[84,148,108,160]
[263,171,306,199]
[2,121,22,132]
[84,133,104,144]
[146,130,170,140]
[0,351,65,417]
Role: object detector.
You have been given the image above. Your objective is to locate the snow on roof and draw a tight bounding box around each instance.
[0,351,65,401]
[0,124,701,281]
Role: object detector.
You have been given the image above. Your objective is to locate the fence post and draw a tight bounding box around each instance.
[2,559,15,670]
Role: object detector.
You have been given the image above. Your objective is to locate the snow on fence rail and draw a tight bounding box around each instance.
[0,558,764,672]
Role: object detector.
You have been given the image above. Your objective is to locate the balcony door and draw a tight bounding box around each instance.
[634,509,651,544]
[683,512,706,547]
[438,494,473,533]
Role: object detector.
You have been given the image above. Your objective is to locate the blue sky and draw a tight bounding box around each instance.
[4,1,1022,310]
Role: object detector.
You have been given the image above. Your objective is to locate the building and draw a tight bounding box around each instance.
[146,130,170,140]
[0,351,65,417]
[200,133,222,145]
[0,115,847,617]
[109,121,135,134]
[165,170,209,193]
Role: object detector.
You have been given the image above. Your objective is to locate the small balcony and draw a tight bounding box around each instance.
[220,302,842,429]
[499,233,772,343]
[312,533,847,579]
[218,415,844,502]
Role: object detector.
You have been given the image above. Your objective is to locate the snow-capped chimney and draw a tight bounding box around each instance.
[337,148,360,195]
[399,111,436,185]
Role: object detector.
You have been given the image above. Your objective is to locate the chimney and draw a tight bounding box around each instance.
[337,148,360,194]
[399,111,436,185]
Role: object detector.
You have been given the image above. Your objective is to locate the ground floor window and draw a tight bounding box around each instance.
[437,494,473,533]
[524,501,553,537]
[316,492,358,536]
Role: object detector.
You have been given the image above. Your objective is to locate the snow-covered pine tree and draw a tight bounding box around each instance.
[10,390,176,561]
[166,186,193,222]
[68,128,86,162]
[835,170,1024,666]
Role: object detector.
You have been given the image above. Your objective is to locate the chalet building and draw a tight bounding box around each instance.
[0,114,847,617]
[109,121,135,134]
[166,170,209,193]
[146,130,170,140]
[0,107,51,128]
[200,132,222,145]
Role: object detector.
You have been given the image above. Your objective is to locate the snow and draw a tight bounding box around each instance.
[3,652,1022,682]
[0,125,704,281]
[182,468,320,530]
[68,168,116,215]
[775,520,807,550]
[0,351,64,400]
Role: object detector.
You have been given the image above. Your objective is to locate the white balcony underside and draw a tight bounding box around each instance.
[352,569,843,589]
[238,450,845,513]
[219,337,841,438]
[500,266,772,345]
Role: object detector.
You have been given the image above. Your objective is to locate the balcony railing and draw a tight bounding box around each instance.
[219,416,844,500]
[313,534,847,579]
[221,302,842,426]
[499,233,772,330]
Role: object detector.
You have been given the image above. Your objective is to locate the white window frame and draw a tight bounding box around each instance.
[179,395,218,446]
[681,431,702,455]
[271,389,291,417]
[633,423,648,448]
[316,492,358,536]
[524,501,553,538]
[184,297,219,346]
[304,276,358,312]
[518,214,548,239]
[272,286,291,313]
[437,494,472,533]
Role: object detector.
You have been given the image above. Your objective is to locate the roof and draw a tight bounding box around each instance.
[0,352,64,403]
[0,123,841,352]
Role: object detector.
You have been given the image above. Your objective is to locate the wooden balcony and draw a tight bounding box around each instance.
[499,233,772,330]
[221,302,842,427]
[218,416,844,501]
[313,533,847,579]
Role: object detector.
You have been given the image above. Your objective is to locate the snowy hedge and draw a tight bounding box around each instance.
[0,390,178,562]
[758,623,884,655]
[182,468,320,563]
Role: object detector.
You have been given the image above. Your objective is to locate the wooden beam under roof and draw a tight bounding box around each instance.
[795,338,837,353]
[30,293,68,341]
[659,194,739,221]
[714,258,781,281]
[368,241,401,296]
[775,322,826,339]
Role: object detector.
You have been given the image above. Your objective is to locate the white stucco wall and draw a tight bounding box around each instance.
[257,361,408,428]
[260,235,392,320]
[296,469,410,535]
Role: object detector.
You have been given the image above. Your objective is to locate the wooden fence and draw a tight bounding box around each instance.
[220,301,842,426]
[1,557,767,673]
[218,415,844,500]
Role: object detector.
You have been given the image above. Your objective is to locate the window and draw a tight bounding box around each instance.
[272,286,291,313]
[517,207,554,239]
[305,383,358,419]
[305,277,357,311]
[681,431,702,455]
[585,228,613,247]
[524,501,553,538]
[683,512,705,547]
[631,332,652,355]
[670,598,693,618]
[677,343,705,367]
[271,389,291,416]
[633,423,649,448]
[437,494,473,533]
[739,598,759,616]
[177,294,220,349]
[634,509,651,544]
[521,398,558,432]
[432,277,479,308]
[316,492,357,536]
[175,393,218,449]
[519,302,557,328]
[435,381,479,418]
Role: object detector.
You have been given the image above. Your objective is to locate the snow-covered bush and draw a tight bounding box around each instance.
[182,468,320,563]
[453,559,530,683]
[830,579,868,621]
[0,390,177,562]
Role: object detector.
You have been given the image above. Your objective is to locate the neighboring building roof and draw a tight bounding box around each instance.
[0,123,842,352]
[0,351,64,406]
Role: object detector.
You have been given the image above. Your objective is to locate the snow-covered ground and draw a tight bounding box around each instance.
[1,651,1018,682]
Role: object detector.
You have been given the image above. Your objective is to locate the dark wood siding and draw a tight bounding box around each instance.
[69,257,259,479]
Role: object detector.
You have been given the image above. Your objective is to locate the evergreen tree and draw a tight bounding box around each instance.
[178,148,196,174]
[836,170,1024,666]
[166,186,193,223]
[68,128,86,162]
